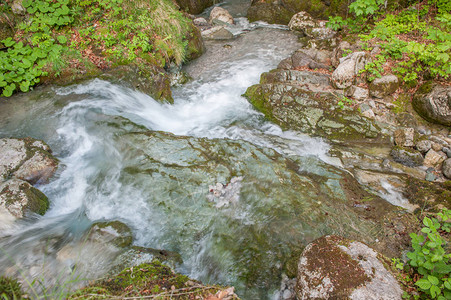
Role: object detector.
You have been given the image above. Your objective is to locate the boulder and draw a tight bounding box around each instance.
[0,179,49,230]
[412,82,451,126]
[244,69,384,142]
[443,158,451,179]
[331,52,368,89]
[0,138,58,184]
[347,86,369,101]
[390,146,424,167]
[296,235,403,300]
[423,149,446,168]
[288,12,336,40]
[174,0,213,15]
[359,103,375,119]
[278,50,329,70]
[393,128,415,148]
[209,7,234,25]
[368,75,399,99]
[201,26,234,40]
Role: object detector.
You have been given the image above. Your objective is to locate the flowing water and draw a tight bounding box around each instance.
[0,21,407,299]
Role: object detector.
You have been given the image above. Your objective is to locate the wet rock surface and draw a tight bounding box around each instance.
[0,138,58,229]
[296,235,402,300]
[113,129,416,297]
[243,63,384,143]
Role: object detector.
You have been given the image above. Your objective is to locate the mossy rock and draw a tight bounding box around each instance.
[69,260,238,299]
[0,179,49,218]
[185,23,205,62]
[390,146,424,167]
[404,178,451,211]
[89,221,134,248]
[243,78,385,143]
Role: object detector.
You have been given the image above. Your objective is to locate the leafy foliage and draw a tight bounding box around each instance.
[1,0,195,97]
[0,0,72,97]
[406,209,451,299]
[327,0,450,86]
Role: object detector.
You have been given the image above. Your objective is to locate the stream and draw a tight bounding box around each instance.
[0,18,410,299]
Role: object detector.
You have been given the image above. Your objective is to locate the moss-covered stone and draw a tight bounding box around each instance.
[243,70,385,143]
[89,221,134,248]
[390,146,424,167]
[404,178,451,212]
[69,260,238,299]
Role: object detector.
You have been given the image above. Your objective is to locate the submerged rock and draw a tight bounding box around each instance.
[296,235,403,300]
[412,82,451,126]
[114,130,415,295]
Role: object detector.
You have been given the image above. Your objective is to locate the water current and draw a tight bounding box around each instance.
[0,18,409,299]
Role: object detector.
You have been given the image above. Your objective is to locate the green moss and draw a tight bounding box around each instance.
[23,185,49,216]
[91,221,133,248]
[69,260,234,299]
[243,85,276,123]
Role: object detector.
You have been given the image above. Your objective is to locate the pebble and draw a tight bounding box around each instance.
[425,172,436,182]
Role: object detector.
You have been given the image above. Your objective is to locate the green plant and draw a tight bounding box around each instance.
[337,96,353,109]
[0,276,23,300]
[406,209,451,299]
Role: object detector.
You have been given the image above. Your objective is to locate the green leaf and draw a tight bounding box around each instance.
[428,275,440,285]
[431,285,441,298]
[2,37,15,47]
[57,35,67,44]
[423,217,433,228]
[21,58,32,69]
[415,278,432,290]
[444,281,451,290]
[22,0,32,8]
[422,227,431,233]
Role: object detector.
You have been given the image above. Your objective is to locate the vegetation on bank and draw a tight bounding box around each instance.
[391,209,451,300]
[327,0,450,86]
[0,0,201,97]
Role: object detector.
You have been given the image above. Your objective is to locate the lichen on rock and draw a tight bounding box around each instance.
[296,235,403,300]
